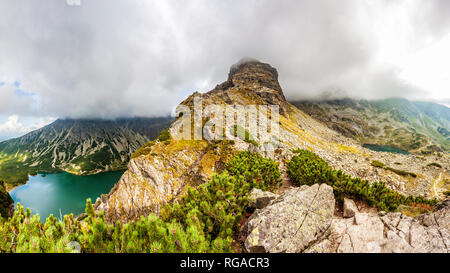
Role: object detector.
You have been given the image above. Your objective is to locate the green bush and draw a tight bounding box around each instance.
[230,125,258,146]
[161,151,281,249]
[131,140,156,159]
[225,151,281,191]
[427,162,442,168]
[371,160,416,177]
[287,149,437,212]
[384,167,417,178]
[287,149,332,186]
[158,129,171,142]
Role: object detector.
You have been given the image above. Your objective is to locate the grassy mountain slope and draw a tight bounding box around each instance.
[0,117,172,188]
[292,98,450,154]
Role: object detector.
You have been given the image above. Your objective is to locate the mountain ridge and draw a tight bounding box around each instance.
[0,117,172,188]
[292,97,450,153]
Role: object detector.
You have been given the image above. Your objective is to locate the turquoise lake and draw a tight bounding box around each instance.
[362,144,410,155]
[9,171,124,219]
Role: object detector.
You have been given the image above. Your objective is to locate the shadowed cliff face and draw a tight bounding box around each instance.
[96,60,449,223]
[0,181,13,218]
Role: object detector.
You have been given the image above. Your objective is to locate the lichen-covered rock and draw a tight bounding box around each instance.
[343,198,358,218]
[244,184,335,253]
[248,188,279,209]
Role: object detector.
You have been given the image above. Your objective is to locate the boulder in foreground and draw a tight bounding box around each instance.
[244,184,335,253]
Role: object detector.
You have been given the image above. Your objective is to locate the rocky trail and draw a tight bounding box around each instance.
[92,59,449,252]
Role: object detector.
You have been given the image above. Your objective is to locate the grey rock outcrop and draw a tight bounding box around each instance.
[219,59,289,116]
[244,184,335,253]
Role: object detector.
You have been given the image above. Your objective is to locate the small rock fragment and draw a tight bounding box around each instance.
[343,198,358,218]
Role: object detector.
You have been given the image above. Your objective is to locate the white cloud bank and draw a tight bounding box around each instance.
[0,115,56,140]
[0,0,449,120]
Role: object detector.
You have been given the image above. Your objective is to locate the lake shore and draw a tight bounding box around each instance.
[9,170,124,218]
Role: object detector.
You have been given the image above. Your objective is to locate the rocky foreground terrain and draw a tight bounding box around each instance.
[95,59,449,252]
[0,181,13,218]
[244,185,449,253]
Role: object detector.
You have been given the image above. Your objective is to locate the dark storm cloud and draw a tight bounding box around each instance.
[0,0,449,119]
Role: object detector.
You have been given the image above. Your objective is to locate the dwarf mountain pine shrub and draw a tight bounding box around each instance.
[287,149,437,212]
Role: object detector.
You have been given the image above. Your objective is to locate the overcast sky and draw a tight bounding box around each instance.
[0,0,450,138]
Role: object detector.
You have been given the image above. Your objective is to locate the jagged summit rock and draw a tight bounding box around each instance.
[227,59,281,91]
[206,59,289,116]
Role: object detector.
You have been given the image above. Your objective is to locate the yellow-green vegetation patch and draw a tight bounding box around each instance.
[371,160,385,168]
[131,129,172,159]
[279,114,361,155]
[336,144,361,154]
[131,140,156,159]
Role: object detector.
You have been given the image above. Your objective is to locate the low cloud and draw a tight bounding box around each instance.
[0,0,449,120]
[0,115,56,138]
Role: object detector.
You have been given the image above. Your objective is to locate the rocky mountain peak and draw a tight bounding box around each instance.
[228,59,280,90]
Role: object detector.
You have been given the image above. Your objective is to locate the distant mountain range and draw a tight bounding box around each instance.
[291,98,450,153]
[0,117,172,187]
